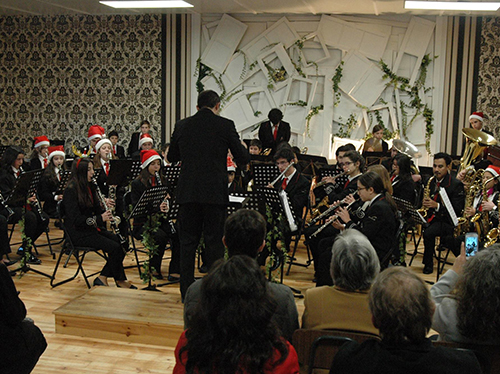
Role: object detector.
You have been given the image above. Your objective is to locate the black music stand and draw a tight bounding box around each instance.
[394,196,426,267]
[297,154,329,177]
[253,164,279,187]
[128,185,170,291]
[163,165,181,191]
[55,171,72,195]
[7,170,52,279]
[227,192,263,216]
[0,145,8,159]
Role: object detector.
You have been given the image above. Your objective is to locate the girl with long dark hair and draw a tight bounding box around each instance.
[63,157,135,288]
[174,255,299,374]
[391,154,416,204]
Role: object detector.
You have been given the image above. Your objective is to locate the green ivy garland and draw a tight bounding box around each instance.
[332,61,344,107]
[305,105,324,137]
[140,213,162,284]
[334,113,357,139]
[17,207,33,276]
[264,205,287,282]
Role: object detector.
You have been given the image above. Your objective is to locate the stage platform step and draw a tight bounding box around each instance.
[53,287,184,347]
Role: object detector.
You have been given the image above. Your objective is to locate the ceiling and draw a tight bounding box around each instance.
[0,0,499,16]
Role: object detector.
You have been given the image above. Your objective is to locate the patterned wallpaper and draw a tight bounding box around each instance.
[0,14,162,153]
[477,17,500,138]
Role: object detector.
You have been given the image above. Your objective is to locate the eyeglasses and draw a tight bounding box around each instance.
[357,187,367,192]
[341,161,354,167]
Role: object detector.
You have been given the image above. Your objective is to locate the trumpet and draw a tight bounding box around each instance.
[270,161,295,187]
[311,198,359,238]
[91,177,127,248]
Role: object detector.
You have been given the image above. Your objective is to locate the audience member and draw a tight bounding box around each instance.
[302,229,379,336]
[331,267,482,374]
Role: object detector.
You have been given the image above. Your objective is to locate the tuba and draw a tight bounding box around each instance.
[458,128,497,173]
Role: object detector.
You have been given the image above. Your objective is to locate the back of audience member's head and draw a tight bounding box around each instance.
[224,209,266,259]
[330,229,380,291]
[456,245,500,342]
[184,255,287,374]
[369,267,434,345]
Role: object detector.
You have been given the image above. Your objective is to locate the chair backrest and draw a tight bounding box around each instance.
[433,340,500,374]
[292,329,380,372]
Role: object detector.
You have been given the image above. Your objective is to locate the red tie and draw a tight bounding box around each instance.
[114,146,117,155]
[151,176,156,187]
[105,162,109,176]
[273,125,278,141]
[344,180,349,189]
[16,170,20,178]
[43,158,48,168]
[281,178,287,190]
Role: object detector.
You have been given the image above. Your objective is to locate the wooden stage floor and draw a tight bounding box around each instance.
[8,222,451,373]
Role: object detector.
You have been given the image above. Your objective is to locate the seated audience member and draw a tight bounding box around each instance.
[29,136,50,170]
[174,255,299,374]
[431,243,500,344]
[302,229,379,336]
[183,209,299,342]
[0,263,47,374]
[249,139,263,155]
[108,130,125,159]
[331,267,482,374]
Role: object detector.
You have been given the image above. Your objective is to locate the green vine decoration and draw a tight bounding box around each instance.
[334,114,357,139]
[264,205,287,282]
[140,213,162,284]
[305,105,324,137]
[332,61,344,107]
[17,207,33,277]
[379,54,436,154]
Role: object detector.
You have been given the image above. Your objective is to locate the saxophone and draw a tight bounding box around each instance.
[455,169,483,237]
[471,175,494,240]
[417,176,434,219]
[484,197,500,248]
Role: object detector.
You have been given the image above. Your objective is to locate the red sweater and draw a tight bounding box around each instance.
[173,330,299,374]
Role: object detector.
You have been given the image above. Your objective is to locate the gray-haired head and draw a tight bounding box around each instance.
[330,229,380,291]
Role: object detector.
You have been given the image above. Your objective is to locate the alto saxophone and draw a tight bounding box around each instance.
[455,169,483,237]
[417,176,434,219]
[471,175,494,240]
[484,197,500,248]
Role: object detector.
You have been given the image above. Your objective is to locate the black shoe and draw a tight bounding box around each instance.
[436,245,448,252]
[167,274,180,282]
[117,283,137,289]
[152,272,164,280]
[27,254,41,265]
[9,270,17,277]
[199,264,208,274]
[423,265,433,274]
[93,277,107,286]
[2,259,17,267]
[16,247,24,256]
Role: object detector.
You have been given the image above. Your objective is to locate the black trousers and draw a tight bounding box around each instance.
[305,225,339,273]
[423,220,454,268]
[71,230,127,281]
[134,219,180,276]
[178,203,226,298]
[8,208,49,247]
[0,213,10,256]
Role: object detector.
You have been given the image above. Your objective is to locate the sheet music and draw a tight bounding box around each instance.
[279,190,298,232]
[439,187,459,226]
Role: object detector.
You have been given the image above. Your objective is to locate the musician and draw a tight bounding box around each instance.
[227,158,243,194]
[39,146,66,218]
[362,125,388,153]
[168,90,249,299]
[28,136,50,171]
[0,146,49,264]
[421,152,465,274]
[63,157,135,288]
[391,154,416,204]
[82,125,105,156]
[108,130,125,159]
[248,139,262,155]
[131,150,180,280]
[258,108,291,155]
[92,138,128,239]
[131,133,154,160]
[128,119,151,157]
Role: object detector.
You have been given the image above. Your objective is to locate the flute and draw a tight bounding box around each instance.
[270,161,295,187]
[311,198,359,238]
[315,170,348,189]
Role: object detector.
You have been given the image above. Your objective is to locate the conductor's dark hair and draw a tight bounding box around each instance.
[268,108,283,125]
[335,143,356,157]
[433,152,452,166]
[197,90,220,109]
[225,209,266,259]
[1,146,24,170]
[68,157,93,209]
[274,147,295,163]
[182,256,288,374]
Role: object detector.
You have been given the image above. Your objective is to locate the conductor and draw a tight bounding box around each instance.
[168,90,249,299]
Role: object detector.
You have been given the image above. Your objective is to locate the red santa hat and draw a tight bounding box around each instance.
[485,165,500,179]
[34,136,50,148]
[227,157,236,172]
[95,138,112,153]
[88,125,105,141]
[469,112,484,122]
[48,146,65,161]
[139,133,154,148]
[140,149,161,169]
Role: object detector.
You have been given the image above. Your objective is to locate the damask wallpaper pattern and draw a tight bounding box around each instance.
[478,17,500,138]
[0,14,162,152]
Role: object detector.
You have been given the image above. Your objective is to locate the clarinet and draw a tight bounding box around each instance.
[0,191,14,219]
[155,171,176,234]
[91,177,128,248]
[20,167,47,222]
[311,198,359,238]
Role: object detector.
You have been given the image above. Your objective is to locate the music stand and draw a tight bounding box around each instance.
[253,164,279,187]
[163,165,181,192]
[128,185,170,291]
[55,171,72,195]
[0,145,8,159]
[394,196,426,266]
[7,170,52,279]
[227,192,262,216]
[297,154,329,177]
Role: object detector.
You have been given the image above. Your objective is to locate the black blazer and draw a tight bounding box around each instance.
[39,170,59,217]
[29,157,43,171]
[258,120,291,153]
[128,132,141,157]
[0,168,25,208]
[113,144,126,159]
[427,173,465,225]
[277,171,310,219]
[392,176,416,205]
[168,108,249,205]
[346,194,398,267]
[327,175,361,204]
